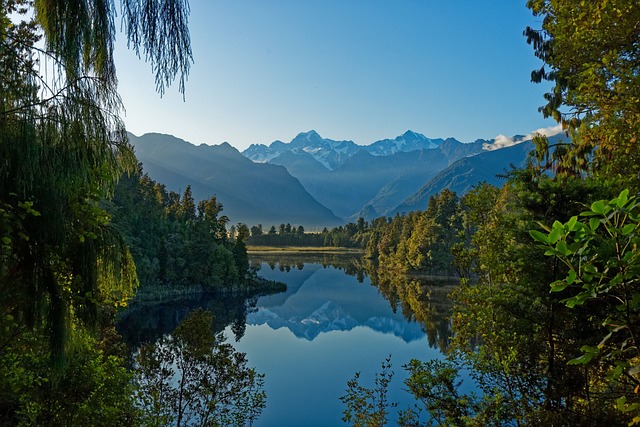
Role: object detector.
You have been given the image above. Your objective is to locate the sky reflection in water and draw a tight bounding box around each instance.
[226,257,449,427]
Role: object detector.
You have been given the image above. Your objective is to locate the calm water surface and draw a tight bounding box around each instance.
[119,253,456,426]
[231,255,453,427]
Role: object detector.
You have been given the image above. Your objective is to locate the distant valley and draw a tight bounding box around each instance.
[129,127,564,227]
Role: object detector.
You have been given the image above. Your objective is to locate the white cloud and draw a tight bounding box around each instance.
[483,124,563,151]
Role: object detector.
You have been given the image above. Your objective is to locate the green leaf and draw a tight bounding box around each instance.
[568,349,598,365]
[548,227,562,244]
[567,216,578,231]
[550,280,569,292]
[566,270,577,285]
[529,229,549,244]
[622,223,636,235]
[591,200,606,215]
[615,189,629,208]
[555,241,572,256]
[589,217,601,230]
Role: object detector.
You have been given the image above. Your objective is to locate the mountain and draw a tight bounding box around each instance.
[242,130,361,170]
[365,130,443,156]
[393,141,532,215]
[243,129,446,170]
[128,132,342,228]
[129,128,562,226]
[269,137,485,220]
[392,132,567,214]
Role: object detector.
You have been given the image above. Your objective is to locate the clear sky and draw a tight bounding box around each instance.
[114,0,556,151]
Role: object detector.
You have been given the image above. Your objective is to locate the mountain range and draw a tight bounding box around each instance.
[127,133,342,228]
[243,129,445,169]
[128,128,564,227]
[243,130,542,221]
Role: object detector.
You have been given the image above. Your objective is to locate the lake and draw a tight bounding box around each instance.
[118,253,457,426]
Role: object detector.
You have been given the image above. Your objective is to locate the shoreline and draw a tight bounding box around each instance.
[247,245,363,254]
[126,277,286,305]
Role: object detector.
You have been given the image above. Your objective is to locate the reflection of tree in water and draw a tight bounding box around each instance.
[251,252,367,282]
[119,254,456,356]
[116,293,257,353]
[367,262,456,352]
[252,253,456,351]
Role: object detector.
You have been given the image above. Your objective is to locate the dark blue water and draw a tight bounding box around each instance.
[118,254,458,426]
[227,260,447,427]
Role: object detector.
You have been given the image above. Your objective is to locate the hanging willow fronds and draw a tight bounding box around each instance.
[0,0,191,364]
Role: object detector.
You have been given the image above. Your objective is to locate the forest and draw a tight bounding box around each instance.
[338,0,640,424]
[1,0,639,426]
[0,1,268,425]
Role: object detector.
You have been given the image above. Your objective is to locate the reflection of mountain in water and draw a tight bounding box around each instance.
[247,263,426,342]
[117,254,455,353]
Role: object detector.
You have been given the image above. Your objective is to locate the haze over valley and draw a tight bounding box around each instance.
[129,125,564,227]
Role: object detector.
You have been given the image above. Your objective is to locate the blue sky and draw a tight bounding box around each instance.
[115,0,555,151]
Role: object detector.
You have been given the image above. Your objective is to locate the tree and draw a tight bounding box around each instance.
[525,0,640,178]
[0,0,192,357]
[340,357,394,427]
[197,195,228,242]
[179,185,196,222]
[250,224,263,237]
[233,224,250,282]
[531,190,640,421]
[135,309,266,427]
[0,0,193,421]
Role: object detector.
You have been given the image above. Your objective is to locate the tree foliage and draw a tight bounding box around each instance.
[0,0,193,422]
[340,356,394,427]
[106,168,254,294]
[525,0,640,178]
[532,189,640,422]
[134,309,266,427]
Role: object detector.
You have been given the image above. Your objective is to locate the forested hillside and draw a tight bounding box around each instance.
[0,2,266,425]
[104,168,273,298]
[342,1,640,425]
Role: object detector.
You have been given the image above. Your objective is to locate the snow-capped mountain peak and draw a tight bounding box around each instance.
[242,130,361,170]
[363,130,443,156]
[241,130,448,169]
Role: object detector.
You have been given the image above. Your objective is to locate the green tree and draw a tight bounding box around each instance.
[0,0,192,421]
[0,0,191,359]
[135,309,266,427]
[532,190,640,422]
[233,223,250,282]
[525,0,640,179]
[340,357,394,427]
[179,185,196,222]
[251,224,263,237]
